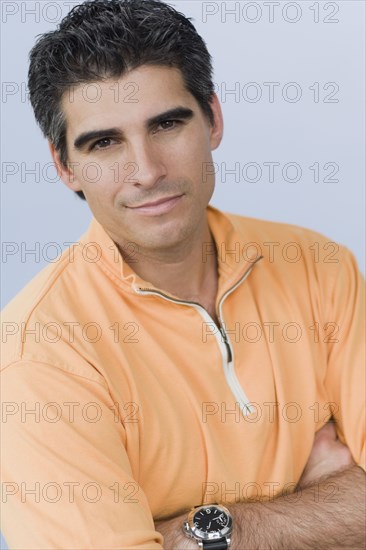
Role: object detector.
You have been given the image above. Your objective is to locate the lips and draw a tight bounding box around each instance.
[127,194,183,209]
[126,194,184,217]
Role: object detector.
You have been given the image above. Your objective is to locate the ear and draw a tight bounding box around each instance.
[48,142,83,193]
[208,93,224,151]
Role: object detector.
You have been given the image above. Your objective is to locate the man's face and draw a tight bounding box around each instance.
[53,65,223,253]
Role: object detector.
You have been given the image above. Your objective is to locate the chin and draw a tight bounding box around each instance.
[137,220,191,250]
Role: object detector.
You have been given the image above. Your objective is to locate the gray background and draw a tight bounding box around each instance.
[0,0,365,547]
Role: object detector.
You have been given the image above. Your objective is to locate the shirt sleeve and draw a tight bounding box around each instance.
[323,246,366,472]
[1,360,164,549]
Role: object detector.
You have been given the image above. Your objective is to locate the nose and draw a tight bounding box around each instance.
[124,138,167,189]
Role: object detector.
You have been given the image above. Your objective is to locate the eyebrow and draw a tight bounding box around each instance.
[73,107,194,151]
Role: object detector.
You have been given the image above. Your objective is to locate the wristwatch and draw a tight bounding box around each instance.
[182,504,233,549]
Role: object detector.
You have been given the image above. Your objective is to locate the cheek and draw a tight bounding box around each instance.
[73,159,120,194]
[168,135,213,181]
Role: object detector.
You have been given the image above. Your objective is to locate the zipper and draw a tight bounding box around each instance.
[219,326,232,363]
[134,257,263,417]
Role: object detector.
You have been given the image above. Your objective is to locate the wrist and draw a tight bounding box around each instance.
[175,538,198,550]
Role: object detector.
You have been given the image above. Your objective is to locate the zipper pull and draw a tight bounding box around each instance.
[219,326,232,363]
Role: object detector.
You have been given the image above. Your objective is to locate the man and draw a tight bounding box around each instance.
[1,0,365,548]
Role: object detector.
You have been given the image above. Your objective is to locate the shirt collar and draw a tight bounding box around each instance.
[81,205,262,298]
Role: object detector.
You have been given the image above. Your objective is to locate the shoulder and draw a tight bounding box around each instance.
[225,211,336,248]
[223,210,353,266]
[219,210,364,306]
[1,239,100,371]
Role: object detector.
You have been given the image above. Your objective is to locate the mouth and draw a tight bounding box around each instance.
[126,194,184,216]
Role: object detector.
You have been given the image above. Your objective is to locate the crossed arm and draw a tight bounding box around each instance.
[155,424,366,549]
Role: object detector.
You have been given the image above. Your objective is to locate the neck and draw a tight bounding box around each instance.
[116,218,218,302]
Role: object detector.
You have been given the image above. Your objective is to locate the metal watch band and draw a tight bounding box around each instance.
[202,538,228,550]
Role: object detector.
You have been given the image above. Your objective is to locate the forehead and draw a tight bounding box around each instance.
[61,65,198,136]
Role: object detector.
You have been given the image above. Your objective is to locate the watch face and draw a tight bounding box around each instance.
[193,506,229,534]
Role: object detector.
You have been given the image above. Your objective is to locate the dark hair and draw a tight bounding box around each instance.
[28,0,215,200]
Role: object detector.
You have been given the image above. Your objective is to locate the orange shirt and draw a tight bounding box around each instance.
[1,206,365,549]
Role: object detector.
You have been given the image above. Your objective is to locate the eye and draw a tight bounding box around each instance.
[89,137,117,151]
[156,119,182,132]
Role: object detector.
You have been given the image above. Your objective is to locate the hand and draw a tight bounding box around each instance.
[298,421,355,489]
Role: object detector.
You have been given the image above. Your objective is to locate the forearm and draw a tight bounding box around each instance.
[155,466,366,549]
